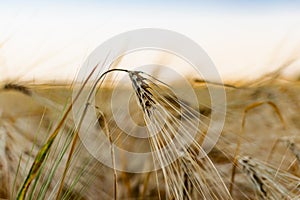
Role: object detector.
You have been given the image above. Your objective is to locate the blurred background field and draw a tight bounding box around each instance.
[1,76,300,199]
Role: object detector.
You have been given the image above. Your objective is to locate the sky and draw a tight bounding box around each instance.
[0,1,300,82]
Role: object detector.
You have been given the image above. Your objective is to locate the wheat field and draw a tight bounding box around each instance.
[0,69,300,199]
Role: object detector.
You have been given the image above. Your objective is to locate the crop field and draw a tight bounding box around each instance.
[0,71,299,199]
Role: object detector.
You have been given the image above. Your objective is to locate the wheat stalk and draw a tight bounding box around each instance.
[238,156,300,200]
[57,68,231,199]
[127,70,232,199]
[14,65,99,199]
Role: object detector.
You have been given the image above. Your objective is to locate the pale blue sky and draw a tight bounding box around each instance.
[2,0,300,14]
[0,1,300,81]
